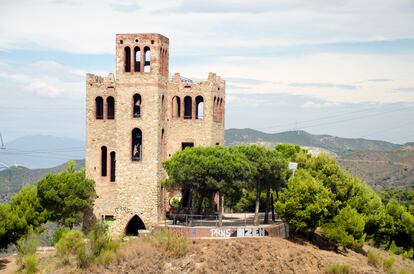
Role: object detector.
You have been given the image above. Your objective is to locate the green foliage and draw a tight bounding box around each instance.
[275,169,333,232]
[381,186,414,209]
[16,231,39,269]
[55,230,85,264]
[88,222,111,257]
[0,185,48,248]
[367,250,382,268]
[19,255,38,274]
[153,229,188,257]
[163,146,253,195]
[325,264,351,274]
[52,227,70,246]
[37,161,96,228]
[321,206,366,249]
[382,256,395,272]
[15,231,39,274]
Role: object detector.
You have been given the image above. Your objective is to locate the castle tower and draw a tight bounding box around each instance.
[85,33,225,236]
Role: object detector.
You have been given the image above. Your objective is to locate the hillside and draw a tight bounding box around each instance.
[2,236,413,274]
[0,159,84,203]
[225,128,402,155]
[338,147,414,190]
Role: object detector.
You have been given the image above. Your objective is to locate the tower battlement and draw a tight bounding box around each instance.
[85,33,225,236]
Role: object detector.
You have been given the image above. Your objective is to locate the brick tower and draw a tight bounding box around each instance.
[85,33,225,236]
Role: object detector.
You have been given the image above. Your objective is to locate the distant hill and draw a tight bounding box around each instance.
[1,135,85,169]
[0,159,84,203]
[225,128,413,191]
[225,128,402,155]
[338,147,414,191]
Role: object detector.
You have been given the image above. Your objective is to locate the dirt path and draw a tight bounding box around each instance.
[0,255,18,274]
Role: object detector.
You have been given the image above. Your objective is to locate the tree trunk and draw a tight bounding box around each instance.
[218,192,224,227]
[264,186,271,224]
[210,192,216,214]
[197,193,203,215]
[271,192,275,222]
[254,181,260,226]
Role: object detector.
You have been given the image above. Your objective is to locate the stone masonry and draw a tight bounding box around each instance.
[85,33,225,236]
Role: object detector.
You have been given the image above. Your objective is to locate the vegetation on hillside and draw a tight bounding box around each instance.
[163,144,414,257]
[0,161,95,249]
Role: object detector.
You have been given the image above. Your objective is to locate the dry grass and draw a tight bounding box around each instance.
[10,235,414,274]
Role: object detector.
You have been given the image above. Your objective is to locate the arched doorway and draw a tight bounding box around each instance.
[125,215,146,236]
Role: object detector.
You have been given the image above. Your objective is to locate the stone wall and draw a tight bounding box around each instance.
[86,33,225,236]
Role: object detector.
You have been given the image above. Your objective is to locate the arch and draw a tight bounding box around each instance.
[132,128,142,161]
[124,46,131,72]
[101,146,107,176]
[184,96,192,120]
[106,96,115,119]
[172,96,181,118]
[110,151,116,182]
[134,46,141,72]
[144,46,151,72]
[133,93,142,118]
[95,96,104,119]
[125,215,146,236]
[195,96,204,120]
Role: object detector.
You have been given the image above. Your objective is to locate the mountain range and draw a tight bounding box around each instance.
[0,130,413,202]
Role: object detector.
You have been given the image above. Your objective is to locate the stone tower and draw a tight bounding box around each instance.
[85,33,225,236]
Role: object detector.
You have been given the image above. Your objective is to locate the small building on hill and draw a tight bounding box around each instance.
[85,33,225,236]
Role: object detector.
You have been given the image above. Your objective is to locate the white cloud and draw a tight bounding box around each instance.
[0,60,84,98]
[301,101,338,108]
[0,0,413,54]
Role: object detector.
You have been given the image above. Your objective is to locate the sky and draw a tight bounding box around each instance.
[0,0,414,144]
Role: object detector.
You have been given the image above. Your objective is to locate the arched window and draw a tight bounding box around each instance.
[134,46,141,72]
[213,96,217,122]
[101,146,107,176]
[161,94,165,119]
[144,46,151,72]
[107,96,115,119]
[110,151,116,182]
[133,94,142,118]
[172,96,181,118]
[164,50,168,75]
[95,96,104,119]
[195,96,204,120]
[184,96,192,120]
[220,98,224,122]
[132,128,142,161]
[124,47,131,72]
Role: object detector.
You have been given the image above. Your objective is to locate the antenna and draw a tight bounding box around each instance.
[0,132,5,149]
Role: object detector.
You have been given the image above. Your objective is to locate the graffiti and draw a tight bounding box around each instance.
[210,228,231,237]
[236,227,265,237]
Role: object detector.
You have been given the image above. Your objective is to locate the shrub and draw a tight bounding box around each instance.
[16,231,39,272]
[20,254,38,274]
[399,270,410,274]
[88,222,111,257]
[55,230,85,264]
[95,250,115,266]
[382,256,395,272]
[325,264,351,274]
[75,245,93,269]
[154,229,188,257]
[52,227,70,246]
[367,251,382,268]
